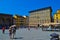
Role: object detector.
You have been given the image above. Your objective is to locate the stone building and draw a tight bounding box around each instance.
[29,7,52,27]
[0,13,13,29]
[54,10,60,23]
[13,15,29,28]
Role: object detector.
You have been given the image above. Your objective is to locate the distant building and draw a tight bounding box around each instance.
[22,16,29,28]
[13,15,29,28]
[25,16,29,27]
[0,13,13,29]
[54,10,60,23]
[13,15,23,28]
[29,7,52,27]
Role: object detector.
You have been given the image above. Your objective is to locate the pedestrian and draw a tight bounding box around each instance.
[2,26,5,34]
[9,25,16,38]
[42,25,44,31]
[28,26,30,30]
[9,27,12,39]
[14,26,17,32]
[38,24,39,27]
[12,27,16,38]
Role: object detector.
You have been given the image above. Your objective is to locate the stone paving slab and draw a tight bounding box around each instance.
[0,28,60,40]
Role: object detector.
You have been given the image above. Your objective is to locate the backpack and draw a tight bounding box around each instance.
[12,27,15,31]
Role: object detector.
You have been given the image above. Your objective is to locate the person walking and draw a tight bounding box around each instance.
[38,24,39,27]
[12,27,16,38]
[9,27,12,39]
[28,26,30,30]
[9,25,16,39]
[2,26,5,34]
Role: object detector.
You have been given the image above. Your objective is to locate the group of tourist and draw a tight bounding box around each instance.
[2,25,17,39]
[2,24,40,39]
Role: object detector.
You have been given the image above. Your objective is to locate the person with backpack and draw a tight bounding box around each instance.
[9,25,16,38]
[12,27,16,38]
[9,27,12,39]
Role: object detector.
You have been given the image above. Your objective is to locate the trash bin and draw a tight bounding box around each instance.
[50,33,59,40]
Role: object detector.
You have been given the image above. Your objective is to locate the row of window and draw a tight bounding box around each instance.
[29,20,50,24]
[29,20,50,21]
[29,21,50,23]
[15,23,26,25]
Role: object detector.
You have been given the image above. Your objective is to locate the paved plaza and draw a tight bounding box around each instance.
[0,28,60,40]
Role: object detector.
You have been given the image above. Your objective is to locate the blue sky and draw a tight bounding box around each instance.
[0,0,60,16]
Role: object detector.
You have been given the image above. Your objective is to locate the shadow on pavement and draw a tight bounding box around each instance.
[12,37,24,39]
[4,33,9,34]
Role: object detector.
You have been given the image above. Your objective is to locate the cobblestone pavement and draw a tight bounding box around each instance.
[0,28,60,40]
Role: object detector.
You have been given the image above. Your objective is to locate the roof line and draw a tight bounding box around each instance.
[29,6,52,13]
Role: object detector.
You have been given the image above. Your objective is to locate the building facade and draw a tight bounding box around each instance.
[0,13,13,29]
[54,10,60,23]
[22,16,29,28]
[13,15,29,28]
[29,7,52,27]
[13,15,20,28]
[25,16,29,27]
